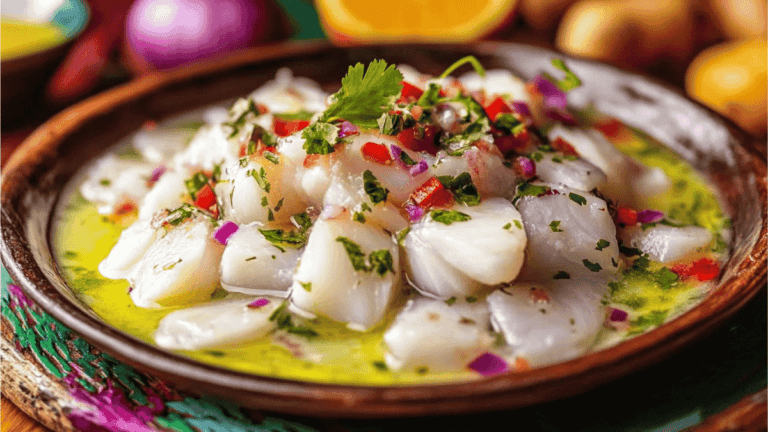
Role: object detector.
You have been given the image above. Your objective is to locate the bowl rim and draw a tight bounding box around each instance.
[2,40,766,418]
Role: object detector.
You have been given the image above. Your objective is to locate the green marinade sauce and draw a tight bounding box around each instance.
[52,118,728,384]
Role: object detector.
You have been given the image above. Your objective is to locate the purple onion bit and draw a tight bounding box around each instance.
[405,204,424,222]
[213,221,239,245]
[468,352,508,377]
[609,308,629,322]
[532,75,567,109]
[248,298,270,308]
[544,109,577,126]
[150,164,167,182]
[637,209,664,224]
[513,156,536,179]
[390,144,407,170]
[338,121,360,138]
[512,101,532,117]
[409,160,429,176]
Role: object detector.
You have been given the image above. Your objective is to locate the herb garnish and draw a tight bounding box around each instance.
[430,210,472,225]
[553,271,571,280]
[582,259,603,272]
[363,170,389,204]
[335,236,395,277]
[549,221,563,232]
[596,239,611,251]
[568,193,587,205]
[437,172,480,206]
[302,122,339,155]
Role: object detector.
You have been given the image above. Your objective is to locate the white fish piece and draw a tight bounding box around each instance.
[322,172,408,233]
[403,198,527,298]
[487,279,607,367]
[383,296,493,372]
[154,295,280,350]
[432,148,518,200]
[130,217,224,308]
[172,124,239,172]
[132,128,196,164]
[548,125,670,207]
[276,133,335,207]
[220,223,300,296]
[516,183,619,282]
[397,64,430,86]
[248,68,329,113]
[341,133,432,205]
[535,153,607,192]
[459,69,531,104]
[138,170,187,220]
[79,154,153,214]
[289,218,400,331]
[214,157,304,225]
[620,224,713,263]
[99,217,159,280]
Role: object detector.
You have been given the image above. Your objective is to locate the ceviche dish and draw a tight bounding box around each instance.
[54,57,729,385]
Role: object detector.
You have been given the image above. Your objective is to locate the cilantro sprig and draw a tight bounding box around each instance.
[335,236,395,277]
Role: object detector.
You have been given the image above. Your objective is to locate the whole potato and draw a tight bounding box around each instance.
[519,0,579,31]
[707,0,767,39]
[686,38,767,136]
[556,0,695,70]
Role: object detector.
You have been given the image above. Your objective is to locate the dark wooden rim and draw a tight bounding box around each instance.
[2,41,766,418]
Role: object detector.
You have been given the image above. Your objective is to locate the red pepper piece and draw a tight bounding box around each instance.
[303,154,321,168]
[493,127,531,155]
[361,142,393,165]
[616,207,638,225]
[397,125,439,155]
[691,258,719,281]
[274,119,310,137]
[595,117,626,139]
[483,96,512,121]
[411,177,454,209]
[194,185,216,210]
[551,136,579,156]
[398,81,424,103]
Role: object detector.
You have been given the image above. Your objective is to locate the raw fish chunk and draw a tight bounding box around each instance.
[172,124,238,172]
[289,218,400,331]
[383,296,493,372]
[154,295,280,350]
[535,153,607,192]
[132,128,195,164]
[403,198,527,298]
[138,170,187,220]
[459,70,531,104]
[322,172,408,233]
[621,225,713,263]
[248,68,329,114]
[80,154,153,214]
[99,218,159,280]
[516,184,619,281]
[130,217,224,308]
[487,280,607,367]
[220,223,300,296]
[431,148,518,201]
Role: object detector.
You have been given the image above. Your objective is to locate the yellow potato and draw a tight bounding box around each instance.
[556,0,694,69]
[707,0,767,39]
[518,0,579,31]
[686,38,767,136]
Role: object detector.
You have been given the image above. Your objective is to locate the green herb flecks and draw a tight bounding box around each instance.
[430,210,472,225]
[363,170,389,204]
[302,122,339,155]
[582,259,602,272]
[549,221,563,232]
[569,193,587,206]
[335,236,395,277]
[596,239,611,251]
[437,172,480,206]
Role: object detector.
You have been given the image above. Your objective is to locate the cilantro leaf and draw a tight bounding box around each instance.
[335,236,395,277]
[582,259,602,272]
[321,60,403,128]
[596,239,611,251]
[430,210,472,225]
[336,237,368,271]
[437,172,480,206]
[302,122,339,155]
[568,193,587,206]
[258,212,313,251]
[550,59,582,92]
[553,271,571,280]
[438,56,486,79]
[368,249,395,276]
[549,221,563,232]
[363,170,389,204]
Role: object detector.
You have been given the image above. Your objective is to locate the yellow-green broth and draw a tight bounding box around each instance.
[52,118,729,385]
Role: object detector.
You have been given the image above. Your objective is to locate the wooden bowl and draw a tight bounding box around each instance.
[1,41,765,418]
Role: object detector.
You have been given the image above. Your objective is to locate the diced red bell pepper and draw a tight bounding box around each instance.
[397,125,439,155]
[673,258,719,281]
[410,177,454,209]
[113,198,137,215]
[595,117,625,139]
[616,207,638,225]
[194,184,216,210]
[551,137,579,156]
[493,127,530,155]
[483,96,513,121]
[361,142,393,165]
[303,154,321,168]
[398,81,424,103]
[274,119,310,137]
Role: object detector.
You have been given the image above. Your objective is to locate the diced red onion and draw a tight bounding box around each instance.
[320,204,344,220]
[405,204,423,222]
[248,298,270,308]
[512,101,531,117]
[637,210,664,224]
[150,165,167,182]
[532,75,567,109]
[409,160,428,176]
[213,221,239,245]
[390,144,406,169]
[609,308,628,322]
[513,156,536,179]
[338,121,359,138]
[468,352,508,377]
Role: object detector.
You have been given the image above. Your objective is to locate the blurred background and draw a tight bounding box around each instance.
[1,0,765,144]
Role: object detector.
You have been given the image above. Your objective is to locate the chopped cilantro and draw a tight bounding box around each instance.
[268,300,318,338]
[631,256,651,271]
[596,239,611,251]
[514,220,523,229]
[396,227,410,246]
[582,259,602,272]
[553,271,571,280]
[568,193,587,206]
[437,172,480,206]
[302,122,339,155]
[335,236,395,277]
[261,196,269,207]
[259,212,313,251]
[245,256,257,262]
[320,60,404,128]
[430,209,472,225]
[300,281,312,292]
[619,245,644,257]
[165,204,198,226]
[247,167,271,193]
[494,113,523,134]
[274,198,284,212]
[99,178,111,186]
[530,152,544,162]
[465,296,478,303]
[353,212,366,223]
[445,297,457,306]
[274,110,314,121]
[512,182,549,204]
[184,172,210,199]
[417,82,442,108]
[368,249,395,276]
[398,149,417,166]
[654,267,679,290]
[372,360,389,371]
[363,170,389,204]
[549,220,563,232]
[551,157,563,163]
[378,112,412,135]
[549,58,582,92]
[503,223,512,230]
[264,151,280,164]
